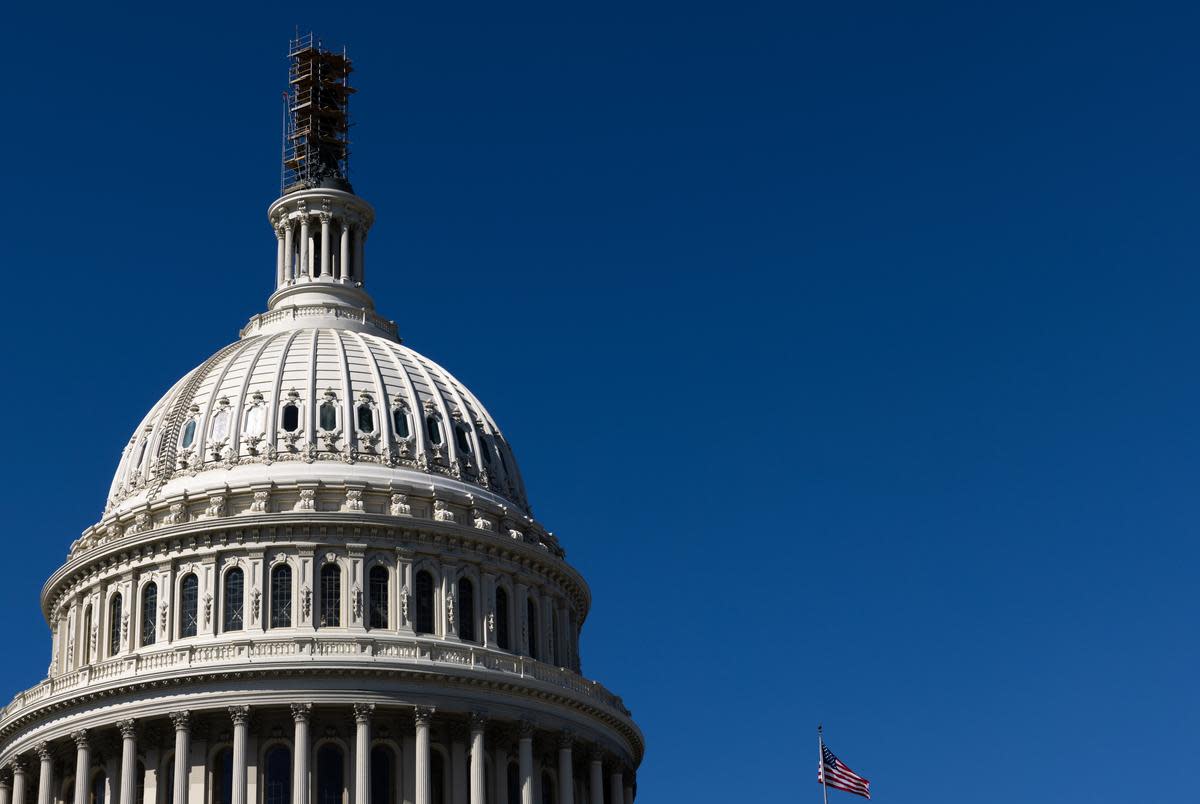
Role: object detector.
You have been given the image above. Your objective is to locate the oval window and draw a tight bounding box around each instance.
[211,408,230,440]
[245,406,266,435]
[319,402,337,432]
[455,426,471,454]
[181,419,197,448]
[356,405,374,432]
[392,409,410,438]
[426,415,443,445]
[281,404,300,432]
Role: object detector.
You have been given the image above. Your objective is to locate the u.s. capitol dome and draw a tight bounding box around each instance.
[0,35,641,804]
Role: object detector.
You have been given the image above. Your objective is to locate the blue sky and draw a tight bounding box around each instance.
[2,2,1198,801]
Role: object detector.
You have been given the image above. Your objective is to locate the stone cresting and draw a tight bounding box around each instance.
[0,39,641,804]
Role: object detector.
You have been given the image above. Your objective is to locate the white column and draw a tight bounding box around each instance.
[0,770,11,804]
[468,715,485,804]
[230,707,250,804]
[556,735,574,804]
[588,755,603,804]
[320,214,331,278]
[12,758,28,804]
[283,222,295,283]
[339,224,351,282]
[517,722,534,804]
[34,744,52,804]
[170,712,190,804]
[353,705,373,804]
[71,731,90,804]
[292,704,311,804]
[491,742,509,804]
[299,215,311,280]
[276,225,286,288]
[414,708,433,804]
[607,770,622,804]
[118,720,137,804]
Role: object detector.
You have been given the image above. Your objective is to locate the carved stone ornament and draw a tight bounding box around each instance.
[169,711,191,731]
[135,511,152,533]
[343,489,364,512]
[390,493,412,517]
[160,602,169,632]
[413,706,434,726]
[228,705,250,725]
[352,584,363,619]
[399,586,410,623]
[34,742,51,762]
[433,500,456,523]
[250,490,271,513]
[353,703,374,723]
[205,495,227,519]
[203,594,213,627]
[473,510,493,531]
[71,729,89,749]
[165,503,187,525]
[509,528,523,541]
[121,612,130,642]
[298,489,316,511]
[301,586,312,619]
[251,588,261,621]
[446,593,456,629]
[291,702,312,722]
[486,611,496,633]
[117,719,137,739]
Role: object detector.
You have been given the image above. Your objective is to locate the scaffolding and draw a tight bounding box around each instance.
[282,32,355,193]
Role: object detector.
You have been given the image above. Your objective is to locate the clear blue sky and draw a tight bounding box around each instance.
[2,2,1197,801]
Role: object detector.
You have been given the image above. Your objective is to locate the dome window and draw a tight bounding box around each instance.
[457,577,476,643]
[281,404,300,433]
[455,426,472,454]
[245,404,266,436]
[319,563,342,627]
[414,571,434,635]
[179,574,199,638]
[270,564,292,629]
[180,419,197,449]
[368,565,388,629]
[357,404,375,433]
[392,408,410,438]
[108,593,123,656]
[426,415,443,446]
[495,587,511,650]
[319,400,338,432]
[211,408,231,441]
[223,568,244,632]
[141,583,157,647]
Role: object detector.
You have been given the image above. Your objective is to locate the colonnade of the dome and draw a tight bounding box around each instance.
[0,705,636,804]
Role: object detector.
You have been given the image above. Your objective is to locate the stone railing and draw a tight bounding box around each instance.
[239,304,398,340]
[2,635,628,724]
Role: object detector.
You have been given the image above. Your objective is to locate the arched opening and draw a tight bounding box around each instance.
[430,751,446,804]
[263,746,291,804]
[81,606,92,665]
[136,763,146,804]
[316,744,344,804]
[369,746,392,804]
[319,563,342,627]
[90,770,106,804]
[457,577,476,643]
[426,416,443,446]
[270,565,293,628]
[495,587,510,650]
[179,574,199,638]
[160,755,174,804]
[414,571,434,635]
[506,762,520,804]
[368,566,388,629]
[540,771,555,804]
[526,598,538,660]
[141,583,158,647]
[454,426,472,454]
[392,408,410,438]
[211,748,233,804]
[109,593,123,655]
[550,608,560,666]
[223,569,244,632]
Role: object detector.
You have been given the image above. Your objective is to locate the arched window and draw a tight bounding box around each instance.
[211,748,233,804]
[495,587,510,651]
[179,574,199,638]
[457,578,476,643]
[270,565,292,628]
[141,583,157,647]
[319,401,337,432]
[414,571,434,635]
[369,747,392,804]
[263,747,291,804]
[181,419,197,449]
[91,771,106,804]
[392,408,410,438]
[281,404,300,433]
[316,745,344,804]
[109,593,123,655]
[426,415,443,446]
[368,566,388,630]
[356,405,374,432]
[319,563,342,627]
[223,569,244,632]
[82,605,93,665]
[526,598,538,660]
[430,752,445,804]
[455,426,472,454]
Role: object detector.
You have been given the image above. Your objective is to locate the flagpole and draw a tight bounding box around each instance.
[818,724,829,804]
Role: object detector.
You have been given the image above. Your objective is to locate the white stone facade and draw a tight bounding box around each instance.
[0,74,641,804]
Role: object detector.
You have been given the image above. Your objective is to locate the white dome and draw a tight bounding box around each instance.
[106,328,530,517]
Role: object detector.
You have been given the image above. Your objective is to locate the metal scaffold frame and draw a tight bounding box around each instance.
[282,32,355,193]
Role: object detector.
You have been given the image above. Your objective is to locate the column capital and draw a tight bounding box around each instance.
[117,719,137,740]
[168,711,191,732]
[228,706,250,726]
[0,770,9,788]
[291,703,312,723]
[70,730,89,749]
[412,706,434,727]
[557,731,574,750]
[8,757,26,774]
[33,743,51,762]
[353,703,374,724]
[468,712,487,734]
[518,719,536,740]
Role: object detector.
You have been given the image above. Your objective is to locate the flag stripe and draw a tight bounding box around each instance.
[818,741,871,800]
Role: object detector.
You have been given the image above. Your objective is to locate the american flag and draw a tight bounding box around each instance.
[819,742,871,799]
